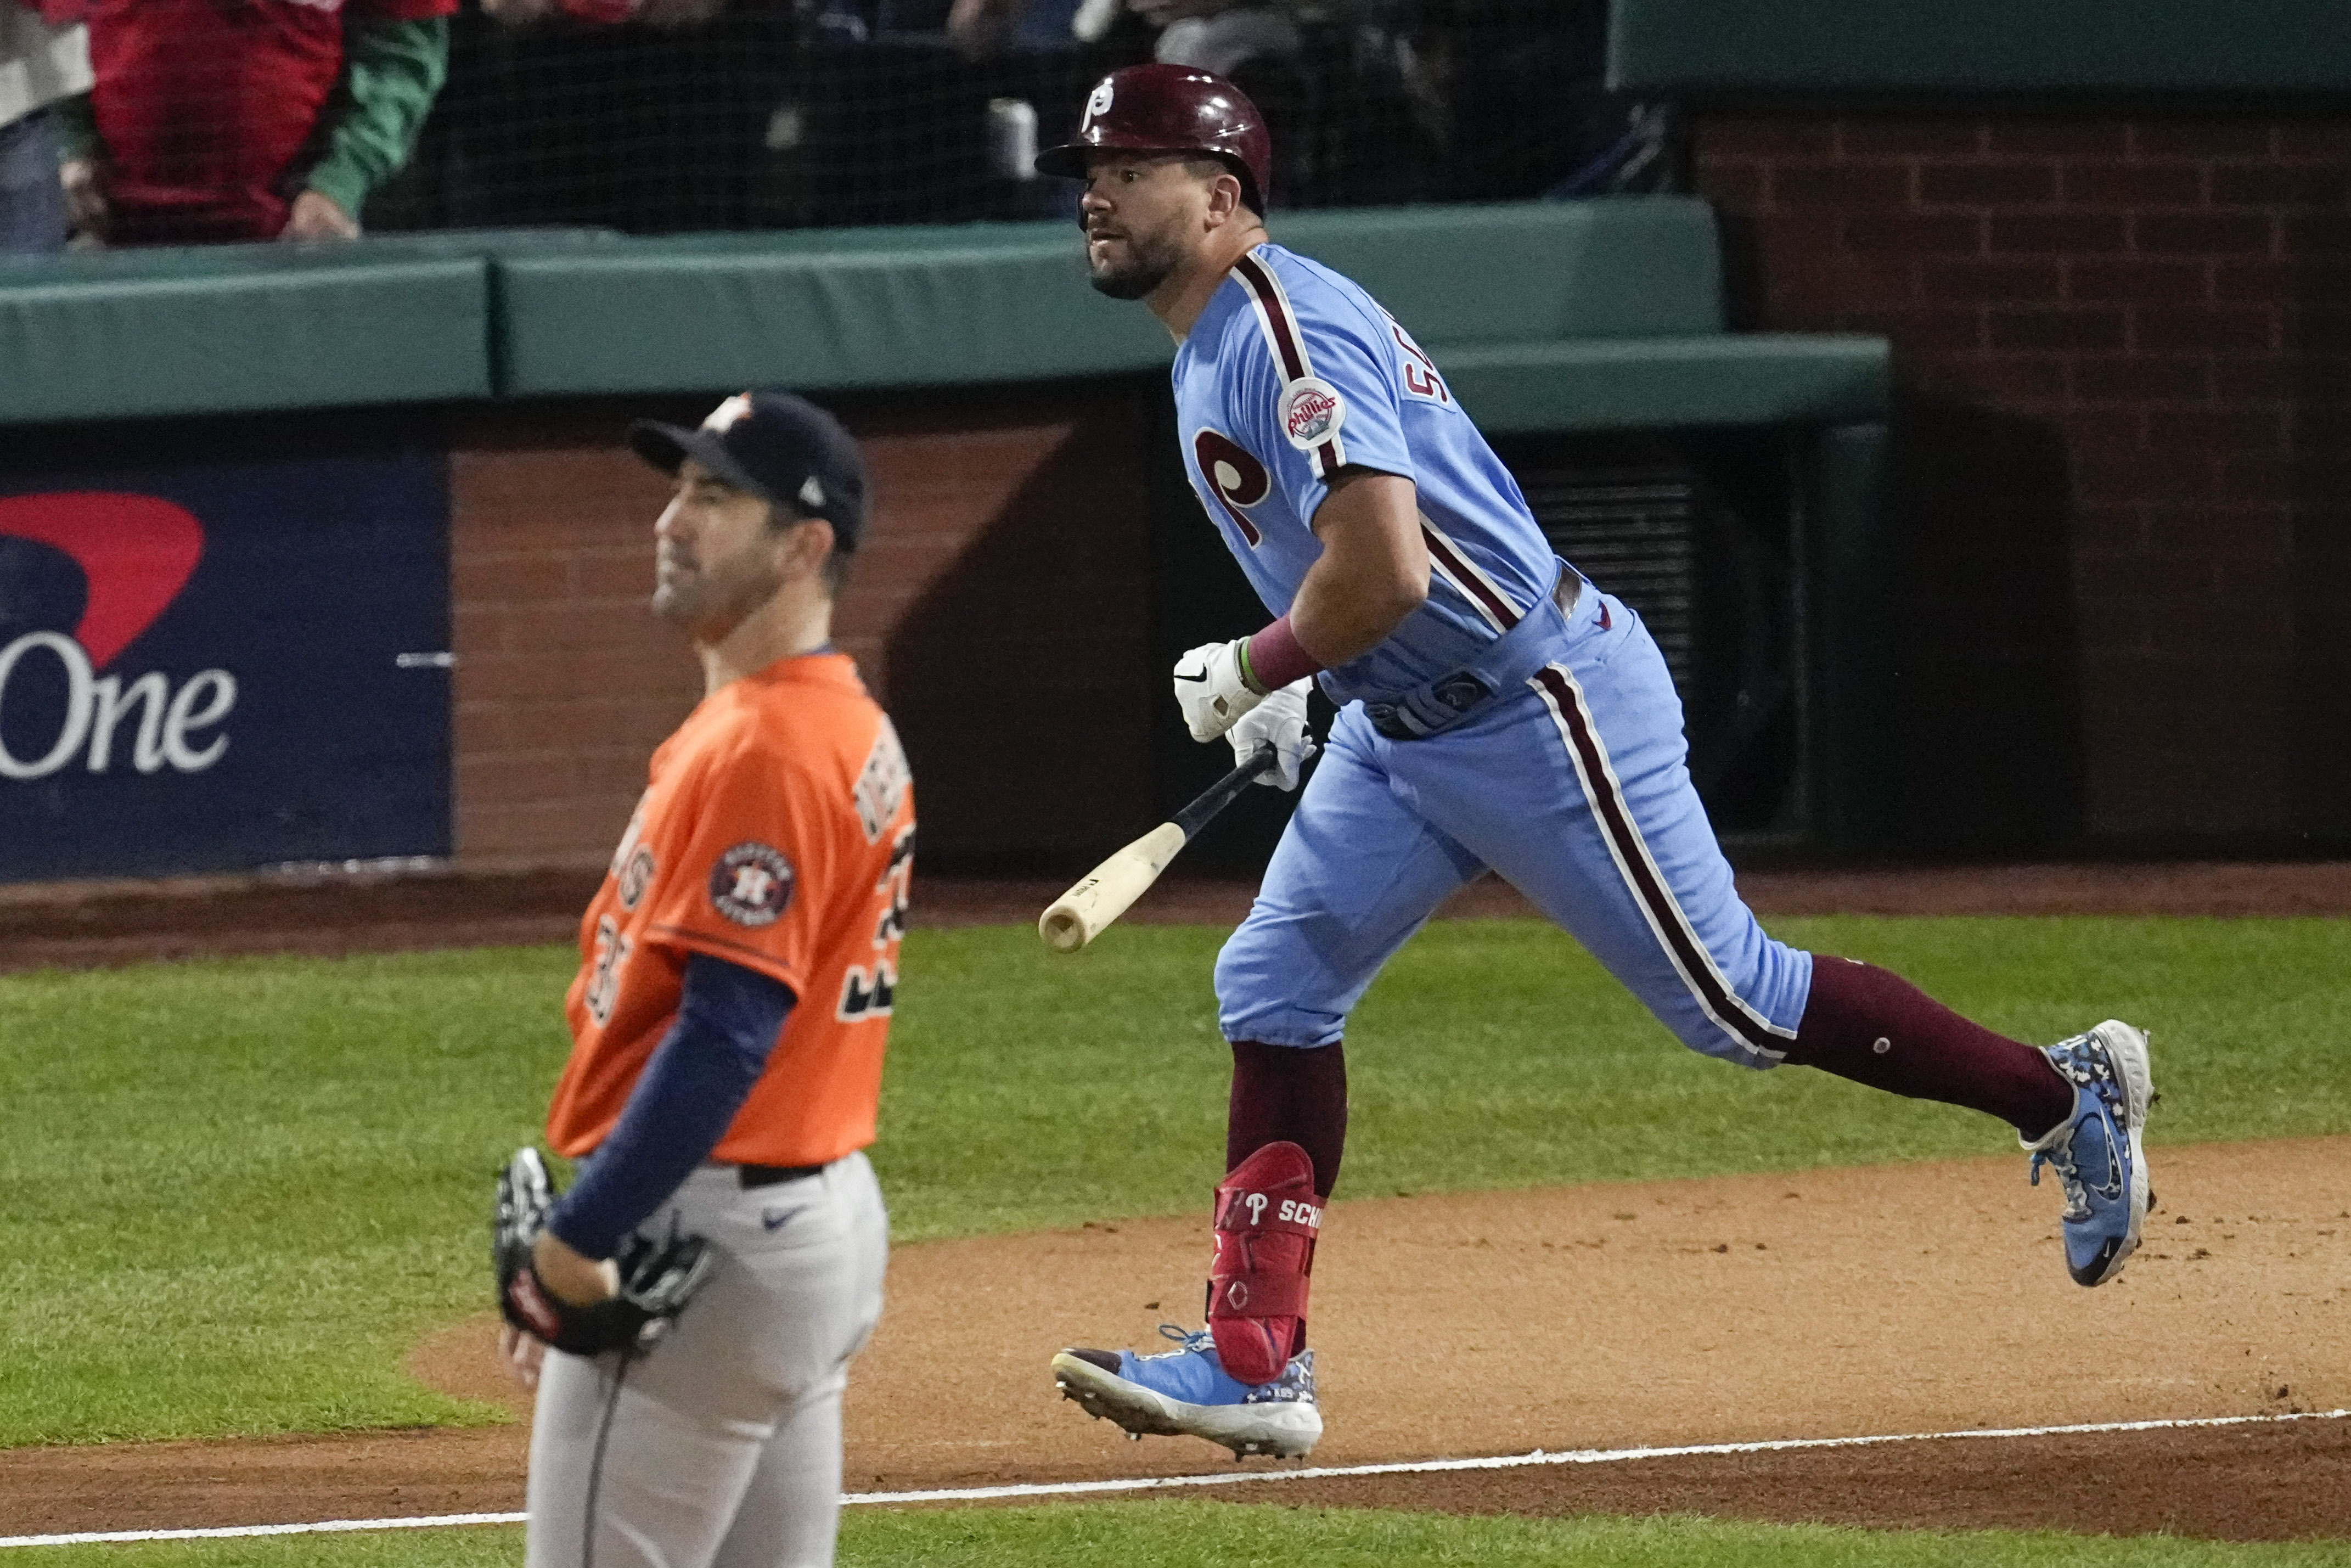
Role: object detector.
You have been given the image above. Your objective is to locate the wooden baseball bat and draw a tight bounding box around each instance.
[1038,744,1278,953]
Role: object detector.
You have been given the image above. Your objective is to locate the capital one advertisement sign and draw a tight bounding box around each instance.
[0,453,451,881]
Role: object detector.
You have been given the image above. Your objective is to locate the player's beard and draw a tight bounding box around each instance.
[1087,224,1183,301]
[653,538,784,643]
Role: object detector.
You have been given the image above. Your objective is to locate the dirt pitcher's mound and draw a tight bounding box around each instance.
[13,1139,2348,1541]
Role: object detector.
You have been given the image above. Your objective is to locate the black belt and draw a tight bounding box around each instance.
[738,1161,827,1188]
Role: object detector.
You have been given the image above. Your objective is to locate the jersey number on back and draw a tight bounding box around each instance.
[1382,308,1450,406]
[839,824,914,1022]
[1192,429,1268,547]
[586,914,631,1027]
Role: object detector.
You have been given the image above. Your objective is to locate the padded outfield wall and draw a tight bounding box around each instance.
[0,203,1892,879]
[17,0,2351,870]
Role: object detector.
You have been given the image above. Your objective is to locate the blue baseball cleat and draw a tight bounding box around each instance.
[2024,1020,2156,1286]
[1051,1324,1322,1458]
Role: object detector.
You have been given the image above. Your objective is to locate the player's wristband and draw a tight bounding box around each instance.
[1244,617,1324,694]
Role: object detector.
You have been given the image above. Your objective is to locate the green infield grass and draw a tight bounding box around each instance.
[2,915,2346,1446]
[9,1506,2350,1568]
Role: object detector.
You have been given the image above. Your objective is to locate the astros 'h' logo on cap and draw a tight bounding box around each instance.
[704,394,755,433]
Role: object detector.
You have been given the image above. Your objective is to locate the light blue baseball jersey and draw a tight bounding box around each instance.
[1171,243,1565,706]
[1169,241,1813,1073]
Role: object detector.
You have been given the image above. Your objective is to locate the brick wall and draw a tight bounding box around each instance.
[448,386,1155,865]
[450,440,690,858]
[1691,112,2351,846]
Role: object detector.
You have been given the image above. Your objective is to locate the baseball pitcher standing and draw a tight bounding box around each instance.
[492,392,914,1567]
[1034,65,2155,1460]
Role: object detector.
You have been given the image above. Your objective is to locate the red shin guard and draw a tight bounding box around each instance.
[1206,1140,1321,1385]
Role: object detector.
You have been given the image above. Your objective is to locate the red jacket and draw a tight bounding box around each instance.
[82,0,453,243]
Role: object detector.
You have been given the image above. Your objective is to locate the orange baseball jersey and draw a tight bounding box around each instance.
[545,652,914,1170]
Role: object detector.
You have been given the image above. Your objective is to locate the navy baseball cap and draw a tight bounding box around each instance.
[628,392,869,550]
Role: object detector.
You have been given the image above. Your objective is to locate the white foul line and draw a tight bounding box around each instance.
[5,1407,2345,1549]
[845,1406,2351,1505]
[0,1512,528,1550]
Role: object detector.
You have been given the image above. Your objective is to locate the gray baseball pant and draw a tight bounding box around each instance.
[525,1154,889,1568]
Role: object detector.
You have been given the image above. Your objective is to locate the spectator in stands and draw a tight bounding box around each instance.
[945,0,1098,58]
[51,0,456,246]
[1400,0,1649,200]
[0,2,88,254]
[1127,0,1296,81]
[1117,0,1303,203]
[929,0,1101,222]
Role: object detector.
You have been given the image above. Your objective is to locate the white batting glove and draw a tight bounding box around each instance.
[1227,678,1315,790]
[1173,639,1264,741]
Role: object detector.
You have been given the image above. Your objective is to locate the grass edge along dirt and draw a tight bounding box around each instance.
[7,1505,2351,1567]
[1,915,2346,1445]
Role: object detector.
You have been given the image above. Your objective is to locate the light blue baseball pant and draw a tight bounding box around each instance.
[1216,587,1814,1064]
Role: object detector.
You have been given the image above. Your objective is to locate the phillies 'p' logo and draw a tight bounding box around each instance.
[1192,428,1268,547]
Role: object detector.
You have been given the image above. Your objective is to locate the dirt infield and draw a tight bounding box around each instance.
[4,859,2349,1544]
[10,1139,2349,1542]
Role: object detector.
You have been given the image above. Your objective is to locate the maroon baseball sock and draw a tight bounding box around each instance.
[1785,957,2073,1139]
[1228,1039,1348,1199]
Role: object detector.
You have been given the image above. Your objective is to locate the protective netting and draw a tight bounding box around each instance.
[365,0,1672,234]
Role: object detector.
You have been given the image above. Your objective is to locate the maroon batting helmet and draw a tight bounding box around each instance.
[1034,64,1273,213]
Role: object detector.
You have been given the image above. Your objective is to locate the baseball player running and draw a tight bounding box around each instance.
[492,392,915,1567]
[1033,65,2155,1460]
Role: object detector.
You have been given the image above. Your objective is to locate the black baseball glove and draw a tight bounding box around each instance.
[493,1147,714,1357]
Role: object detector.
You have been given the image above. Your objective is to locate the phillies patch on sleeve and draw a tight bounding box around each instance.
[1279,376,1347,451]
[709,842,795,927]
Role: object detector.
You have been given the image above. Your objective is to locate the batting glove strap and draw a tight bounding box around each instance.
[1173,638,1266,741]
